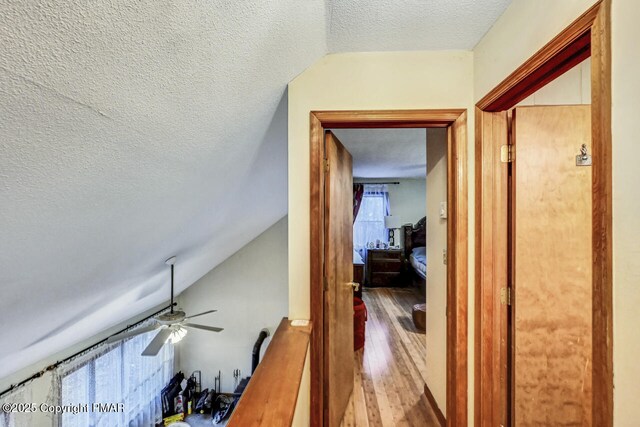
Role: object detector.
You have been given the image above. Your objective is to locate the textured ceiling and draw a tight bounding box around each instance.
[332,129,427,178]
[0,0,326,380]
[327,0,513,52]
[0,0,512,381]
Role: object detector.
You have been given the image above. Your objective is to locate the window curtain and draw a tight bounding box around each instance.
[353,184,390,254]
[353,184,364,223]
[53,323,174,427]
[0,383,39,427]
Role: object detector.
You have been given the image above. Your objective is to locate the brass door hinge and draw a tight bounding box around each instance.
[500,287,512,306]
[500,145,514,163]
[324,159,330,173]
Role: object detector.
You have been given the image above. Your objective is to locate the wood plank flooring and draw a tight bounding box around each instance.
[341,287,441,427]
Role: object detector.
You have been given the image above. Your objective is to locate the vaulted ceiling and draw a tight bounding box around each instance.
[0,0,512,380]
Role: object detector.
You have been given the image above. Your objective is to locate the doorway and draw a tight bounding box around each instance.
[474,1,612,425]
[330,127,436,425]
[308,110,468,427]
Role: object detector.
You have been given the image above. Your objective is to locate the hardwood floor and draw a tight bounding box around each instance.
[341,287,441,427]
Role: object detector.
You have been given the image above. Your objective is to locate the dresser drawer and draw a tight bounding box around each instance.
[370,259,403,272]
[365,248,406,287]
[369,250,403,261]
[370,272,402,286]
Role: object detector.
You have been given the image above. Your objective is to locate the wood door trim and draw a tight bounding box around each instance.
[446,111,469,427]
[590,2,613,425]
[474,1,613,426]
[476,1,601,112]
[309,112,324,427]
[474,109,509,427]
[311,109,465,128]
[309,109,469,427]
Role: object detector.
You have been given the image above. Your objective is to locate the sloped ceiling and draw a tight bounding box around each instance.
[0,0,326,380]
[0,0,512,380]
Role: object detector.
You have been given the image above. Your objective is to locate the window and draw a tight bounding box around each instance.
[0,386,33,427]
[353,184,390,253]
[59,328,173,427]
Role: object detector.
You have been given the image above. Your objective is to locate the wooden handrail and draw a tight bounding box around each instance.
[227,318,312,427]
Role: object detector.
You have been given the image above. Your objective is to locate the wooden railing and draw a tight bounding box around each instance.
[227,318,312,426]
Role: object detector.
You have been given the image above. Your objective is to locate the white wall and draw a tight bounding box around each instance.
[611,1,640,424]
[292,349,311,427]
[473,0,599,100]
[425,128,448,412]
[288,50,475,423]
[177,216,289,393]
[475,0,640,425]
[387,179,427,226]
[517,59,591,106]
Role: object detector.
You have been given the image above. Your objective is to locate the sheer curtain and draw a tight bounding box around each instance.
[55,324,174,427]
[0,385,36,427]
[353,184,390,254]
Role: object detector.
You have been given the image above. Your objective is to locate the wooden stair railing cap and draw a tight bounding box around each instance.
[227,317,312,427]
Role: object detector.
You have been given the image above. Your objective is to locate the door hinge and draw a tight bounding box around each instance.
[323,159,330,173]
[500,287,512,306]
[500,144,514,163]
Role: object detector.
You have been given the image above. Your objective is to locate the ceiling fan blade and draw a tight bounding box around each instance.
[183,323,224,333]
[106,324,160,344]
[184,309,217,321]
[141,328,172,356]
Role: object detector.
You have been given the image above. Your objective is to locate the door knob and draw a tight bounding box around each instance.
[348,282,360,292]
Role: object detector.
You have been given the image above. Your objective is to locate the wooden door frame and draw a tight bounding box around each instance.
[474,1,612,426]
[309,109,469,427]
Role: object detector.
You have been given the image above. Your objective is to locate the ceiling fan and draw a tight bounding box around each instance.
[107,256,223,356]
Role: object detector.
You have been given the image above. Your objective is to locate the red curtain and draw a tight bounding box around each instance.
[353,184,364,224]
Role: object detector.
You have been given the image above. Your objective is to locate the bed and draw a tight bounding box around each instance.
[402,217,427,295]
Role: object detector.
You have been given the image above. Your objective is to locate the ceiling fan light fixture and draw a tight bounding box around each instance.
[169,325,188,344]
[106,257,219,356]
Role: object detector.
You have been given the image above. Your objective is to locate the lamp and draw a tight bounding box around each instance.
[384,215,403,247]
[169,325,188,344]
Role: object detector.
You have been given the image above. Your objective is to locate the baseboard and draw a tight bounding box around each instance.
[424,382,446,427]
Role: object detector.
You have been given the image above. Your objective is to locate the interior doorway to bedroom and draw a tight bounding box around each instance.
[331,127,447,426]
[310,110,468,426]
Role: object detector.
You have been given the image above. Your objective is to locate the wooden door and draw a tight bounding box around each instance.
[512,106,592,426]
[323,131,355,427]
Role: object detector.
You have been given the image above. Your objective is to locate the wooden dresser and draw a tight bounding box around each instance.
[364,248,405,287]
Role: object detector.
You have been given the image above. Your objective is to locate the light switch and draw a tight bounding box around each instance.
[439,201,447,219]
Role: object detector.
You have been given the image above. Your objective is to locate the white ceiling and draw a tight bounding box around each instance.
[327,0,513,52]
[0,0,326,380]
[332,129,427,178]
[0,0,512,381]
